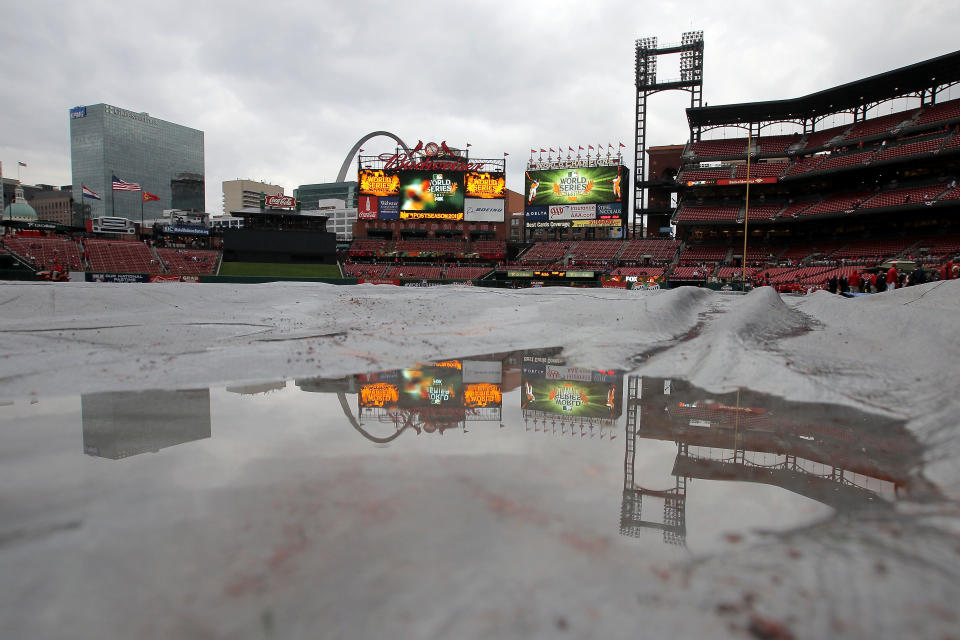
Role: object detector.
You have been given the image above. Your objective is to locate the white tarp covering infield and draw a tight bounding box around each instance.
[2,280,960,639]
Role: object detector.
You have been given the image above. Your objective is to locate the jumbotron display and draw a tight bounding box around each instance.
[399,170,464,218]
[358,142,506,222]
[523,164,629,234]
[524,166,625,206]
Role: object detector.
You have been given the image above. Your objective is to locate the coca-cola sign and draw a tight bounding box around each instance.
[265,195,295,208]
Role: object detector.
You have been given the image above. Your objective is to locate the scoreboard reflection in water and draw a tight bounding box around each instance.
[521,359,623,419]
[524,166,626,207]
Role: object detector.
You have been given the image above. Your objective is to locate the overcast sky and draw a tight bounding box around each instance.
[3,0,959,214]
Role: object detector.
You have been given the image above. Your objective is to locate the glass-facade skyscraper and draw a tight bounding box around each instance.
[295,181,358,210]
[70,104,204,221]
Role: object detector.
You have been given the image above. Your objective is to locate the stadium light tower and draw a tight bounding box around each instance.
[633,31,704,237]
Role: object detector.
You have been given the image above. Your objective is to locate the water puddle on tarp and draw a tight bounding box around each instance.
[1,347,957,638]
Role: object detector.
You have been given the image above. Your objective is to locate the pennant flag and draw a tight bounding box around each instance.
[540,148,546,153]
[359,148,364,153]
[81,185,102,200]
[142,191,160,202]
[531,149,537,154]
[18,161,27,167]
[579,146,584,151]
[568,146,574,152]
[619,142,626,148]
[504,152,509,156]
[112,175,141,191]
[588,145,594,150]
[466,143,472,147]
[549,148,555,153]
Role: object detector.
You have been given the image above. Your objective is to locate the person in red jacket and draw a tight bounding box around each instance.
[848,270,862,293]
[886,265,899,290]
[945,259,954,280]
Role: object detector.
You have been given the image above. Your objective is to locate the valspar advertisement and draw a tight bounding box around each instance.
[464,198,505,222]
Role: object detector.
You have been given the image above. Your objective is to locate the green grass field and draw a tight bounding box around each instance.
[218,262,343,278]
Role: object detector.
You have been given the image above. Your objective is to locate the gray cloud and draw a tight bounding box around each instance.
[3,0,959,213]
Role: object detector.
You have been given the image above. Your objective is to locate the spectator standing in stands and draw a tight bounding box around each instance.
[839,274,849,294]
[848,270,861,293]
[886,265,899,291]
[828,275,838,294]
[910,264,927,286]
[945,258,954,280]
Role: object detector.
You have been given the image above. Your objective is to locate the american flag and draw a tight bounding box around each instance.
[112,175,141,191]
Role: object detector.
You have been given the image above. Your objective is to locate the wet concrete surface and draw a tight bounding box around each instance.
[1,348,958,639]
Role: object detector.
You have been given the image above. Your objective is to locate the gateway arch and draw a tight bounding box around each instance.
[337,131,411,183]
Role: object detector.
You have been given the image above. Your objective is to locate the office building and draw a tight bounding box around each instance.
[28,186,73,226]
[316,198,358,242]
[222,179,284,214]
[295,181,357,210]
[69,104,204,222]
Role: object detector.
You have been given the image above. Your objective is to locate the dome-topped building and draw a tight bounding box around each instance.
[3,184,38,221]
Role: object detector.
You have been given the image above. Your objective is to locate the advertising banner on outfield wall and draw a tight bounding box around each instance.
[358,194,378,219]
[525,165,625,206]
[524,206,548,222]
[378,197,399,220]
[549,204,596,221]
[596,202,623,218]
[464,198,505,222]
[359,169,400,197]
[571,218,622,227]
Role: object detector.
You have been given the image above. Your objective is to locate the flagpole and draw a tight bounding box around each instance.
[111,171,115,218]
[140,192,144,232]
[742,128,753,289]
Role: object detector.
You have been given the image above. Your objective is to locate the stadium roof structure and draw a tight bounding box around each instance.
[687,49,960,128]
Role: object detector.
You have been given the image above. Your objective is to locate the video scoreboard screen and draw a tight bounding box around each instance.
[359,159,505,221]
[524,166,625,207]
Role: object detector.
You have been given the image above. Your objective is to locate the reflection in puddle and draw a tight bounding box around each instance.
[81,389,211,459]
[621,377,936,548]
[61,347,938,548]
[2,346,955,638]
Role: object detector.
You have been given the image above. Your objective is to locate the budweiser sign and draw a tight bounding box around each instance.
[265,194,296,208]
[378,153,485,172]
